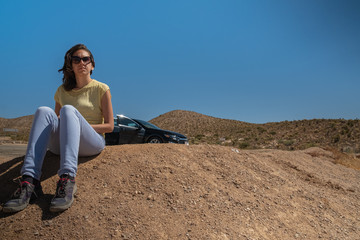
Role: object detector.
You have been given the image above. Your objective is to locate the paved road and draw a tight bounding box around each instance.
[0,144,27,159]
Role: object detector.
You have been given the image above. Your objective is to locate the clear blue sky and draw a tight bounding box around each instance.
[0,0,359,123]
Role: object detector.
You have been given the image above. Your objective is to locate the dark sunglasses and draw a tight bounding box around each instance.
[72,56,91,64]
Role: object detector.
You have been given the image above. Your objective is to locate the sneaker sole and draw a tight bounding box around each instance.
[2,190,42,213]
[49,184,77,213]
[2,203,28,213]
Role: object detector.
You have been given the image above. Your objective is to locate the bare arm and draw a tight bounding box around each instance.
[55,102,61,117]
[91,90,114,134]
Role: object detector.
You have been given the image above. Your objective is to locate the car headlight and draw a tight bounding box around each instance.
[164,134,178,140]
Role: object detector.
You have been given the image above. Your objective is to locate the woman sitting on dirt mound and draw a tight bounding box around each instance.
[3,44,114,213]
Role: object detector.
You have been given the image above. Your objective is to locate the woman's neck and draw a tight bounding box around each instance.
[75,76,92,89]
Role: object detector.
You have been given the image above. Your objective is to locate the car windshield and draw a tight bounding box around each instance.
[135,119,160,130]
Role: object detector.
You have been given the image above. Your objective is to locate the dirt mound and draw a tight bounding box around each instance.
[0,144,359,239]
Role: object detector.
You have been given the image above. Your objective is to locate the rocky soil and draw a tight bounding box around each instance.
[0,144,359,239]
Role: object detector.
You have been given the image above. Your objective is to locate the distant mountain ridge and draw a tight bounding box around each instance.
[150,110,360,153]
[1,110,359,153]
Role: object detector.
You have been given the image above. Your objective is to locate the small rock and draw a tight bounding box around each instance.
[147,195,155,201]
[43,220,52,227]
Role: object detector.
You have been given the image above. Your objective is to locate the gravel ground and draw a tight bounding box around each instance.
[0,144,359,239]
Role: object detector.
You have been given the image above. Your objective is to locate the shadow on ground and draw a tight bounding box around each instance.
[0,151,98,218]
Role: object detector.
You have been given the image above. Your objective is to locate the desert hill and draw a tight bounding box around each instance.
[0,115,34,142]
[150,110,360,152]
[0,144,359,239]
[1,110,360,153]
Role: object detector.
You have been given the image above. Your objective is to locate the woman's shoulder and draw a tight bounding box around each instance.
[91,79,110,90]
[54,84,66,101]
[55,84,65,93]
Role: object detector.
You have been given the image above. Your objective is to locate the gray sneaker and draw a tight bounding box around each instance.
[3,180,43,213]
[49,174,77,212]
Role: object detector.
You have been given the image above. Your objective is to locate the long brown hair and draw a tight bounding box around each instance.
[58,44,95,91]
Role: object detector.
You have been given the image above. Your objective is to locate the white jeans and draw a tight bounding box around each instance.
[21,105,105,180]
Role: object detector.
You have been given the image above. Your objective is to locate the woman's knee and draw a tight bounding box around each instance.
[35,106,55,117]
[60,105,77,115]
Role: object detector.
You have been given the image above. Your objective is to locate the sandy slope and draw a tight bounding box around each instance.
[0,144,359,239]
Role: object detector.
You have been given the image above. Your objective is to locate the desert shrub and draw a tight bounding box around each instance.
[333,135,340,143]
[195,134,204,140]
[10,133,29,142]
[239,142,250,149]
[257,127,266,134]
[303,142,317,149]
[341,126,349,135]
[280,139,294,146]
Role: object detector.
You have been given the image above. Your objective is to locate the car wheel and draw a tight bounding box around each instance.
[147,136,163,144]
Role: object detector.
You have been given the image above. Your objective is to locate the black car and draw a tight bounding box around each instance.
[105,114,189,145]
